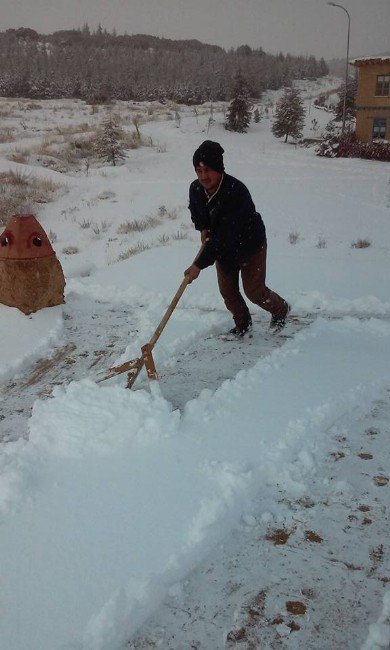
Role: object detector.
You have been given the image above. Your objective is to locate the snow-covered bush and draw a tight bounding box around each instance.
[316,124,390,161]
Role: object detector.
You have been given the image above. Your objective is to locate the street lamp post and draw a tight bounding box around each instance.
[328,2,351,135]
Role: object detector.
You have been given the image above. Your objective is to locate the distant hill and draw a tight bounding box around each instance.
[0,27,329,103]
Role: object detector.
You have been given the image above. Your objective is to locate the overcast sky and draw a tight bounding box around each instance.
[0,0,389,60]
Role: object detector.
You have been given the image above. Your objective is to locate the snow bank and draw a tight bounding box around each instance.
[1,317,390,649]
[0,304,63,381]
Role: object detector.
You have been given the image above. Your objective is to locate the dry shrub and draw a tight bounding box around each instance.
[0,128,15,143]
[62,245,79,255]
[122,130,143,149]
[158,205,179,220]
[64,133,97,164]
[117,216,160,234]
[351,238,371,249]
[97,191,116,201]
[289,231,300,245]
[172,230,188,240]
[117,242,151,260]
[24,102,43,111]
[56,123,92,136]
[7,148,30,164]
[78,218,92,229]
[316,237,327,249]
[0,107,13,118]
[29,132,97,170]
[0,170,63,226]
[0,169,30,186]
[34,135,63,157]
[0,195,30,227]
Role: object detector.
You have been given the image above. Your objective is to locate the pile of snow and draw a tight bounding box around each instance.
[1,316,390,649]
[0,305,63,381]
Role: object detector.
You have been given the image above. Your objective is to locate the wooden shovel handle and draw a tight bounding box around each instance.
[97,245,203,385]
[148,275,190,349]
[147,243,204,349]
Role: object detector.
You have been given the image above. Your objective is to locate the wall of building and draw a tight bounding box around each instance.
[354,61,390,142]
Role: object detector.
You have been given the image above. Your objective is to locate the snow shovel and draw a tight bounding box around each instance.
[97,274,191,388]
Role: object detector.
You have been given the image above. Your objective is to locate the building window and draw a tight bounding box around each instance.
[375,75,390,96]
[372,118,387,140]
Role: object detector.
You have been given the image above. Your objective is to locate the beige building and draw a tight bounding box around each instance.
[350,56,390,142]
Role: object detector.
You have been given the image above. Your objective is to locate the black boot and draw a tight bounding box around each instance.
[228,318,253,338]
[269,302,290,333]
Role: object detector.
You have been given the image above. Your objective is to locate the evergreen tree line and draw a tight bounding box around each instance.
[0,27,328,103]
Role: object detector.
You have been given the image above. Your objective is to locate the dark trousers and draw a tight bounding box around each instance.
[216,245,286,329]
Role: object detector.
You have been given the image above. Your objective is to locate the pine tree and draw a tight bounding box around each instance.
[95,117,126,166]
[253,107,261,123]
[225,72,252,133]
[272,87,306,142]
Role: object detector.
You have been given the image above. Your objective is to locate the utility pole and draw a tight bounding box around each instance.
[328,2,351,135]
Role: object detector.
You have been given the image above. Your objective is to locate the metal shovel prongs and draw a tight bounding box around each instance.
[97,275,190,388]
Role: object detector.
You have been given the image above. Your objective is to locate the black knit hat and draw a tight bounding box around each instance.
[193,140,225,173]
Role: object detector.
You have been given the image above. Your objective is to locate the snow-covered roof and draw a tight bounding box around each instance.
[350,55,390,66]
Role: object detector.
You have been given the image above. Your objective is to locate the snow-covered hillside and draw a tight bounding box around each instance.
[0,79,389,650]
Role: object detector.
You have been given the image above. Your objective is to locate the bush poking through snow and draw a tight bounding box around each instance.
[117,242,151,260]
[62,245,79,255]
[0,169,30,186]
[0,170,63,225]
[289,231,300,245]
[316,237,327,249]
[78,219,92,229]
[351,238,371,249]
[7,149,30,164]
[172,230,188,240]
[117,216,161,234]
[0,128,15,143]
[158,205,179,220]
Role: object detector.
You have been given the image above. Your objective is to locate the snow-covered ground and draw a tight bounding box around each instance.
[0,78,389,650]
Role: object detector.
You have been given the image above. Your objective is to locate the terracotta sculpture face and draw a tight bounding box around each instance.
[0,213,65,314]
[0,214,54,260]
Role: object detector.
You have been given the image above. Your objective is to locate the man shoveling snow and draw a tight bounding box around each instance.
[184,140,290,335]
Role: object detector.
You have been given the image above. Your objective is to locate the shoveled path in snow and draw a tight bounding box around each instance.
[140,313,312,411]
[129,388,390,650]
[0,295,310,442]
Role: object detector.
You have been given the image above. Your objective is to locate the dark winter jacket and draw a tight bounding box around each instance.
[189,174,266,271]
